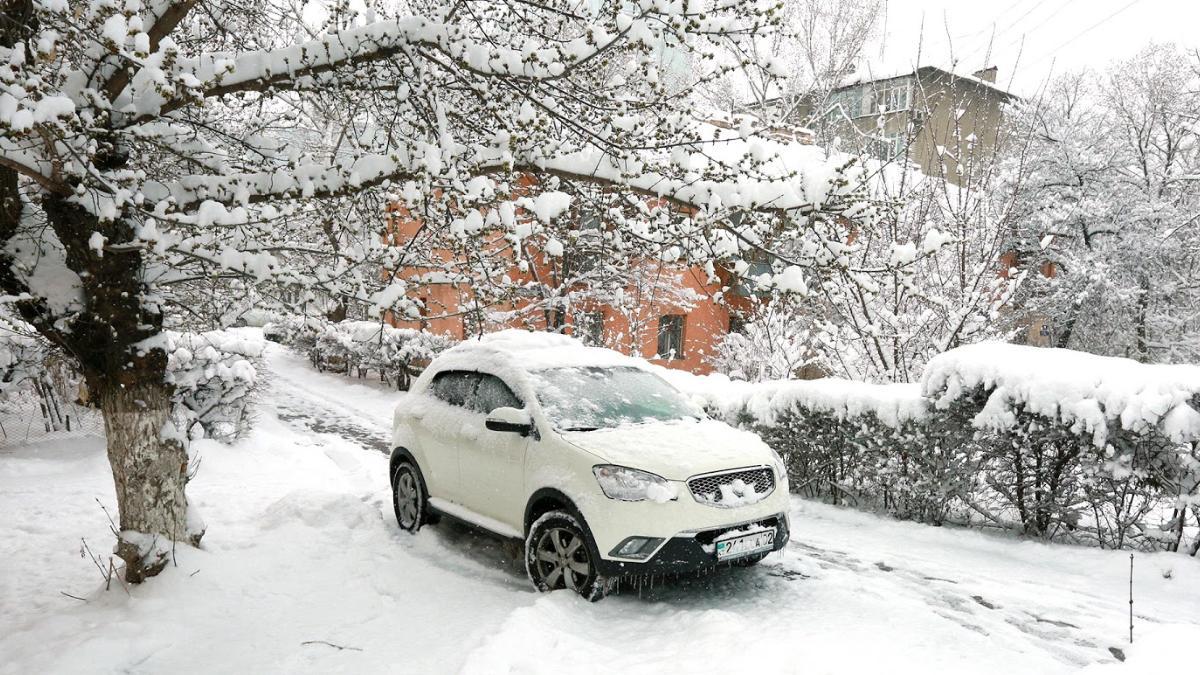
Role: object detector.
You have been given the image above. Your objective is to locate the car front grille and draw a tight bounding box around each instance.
[687,467,775,508]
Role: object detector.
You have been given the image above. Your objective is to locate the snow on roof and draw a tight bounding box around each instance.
[834,63,1016,100]
[923,343,1200,445]
[431,329,643,373]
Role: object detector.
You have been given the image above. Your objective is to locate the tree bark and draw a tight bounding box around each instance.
[97,376,198,582]
[1191,507,1200,557]
[35,194,203,583]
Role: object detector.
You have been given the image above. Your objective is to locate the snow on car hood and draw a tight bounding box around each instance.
[560,418,776,481]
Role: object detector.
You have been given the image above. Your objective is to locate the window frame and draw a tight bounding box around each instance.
[428,370,523,415]
[428,370,477,408]
[657,314,686,360]
[472,373,524,414]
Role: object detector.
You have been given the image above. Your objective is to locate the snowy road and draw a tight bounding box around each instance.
[2,344,1197,674]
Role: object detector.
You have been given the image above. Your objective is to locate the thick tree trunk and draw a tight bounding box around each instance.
[97,377,199,582]
[38,194,203,583]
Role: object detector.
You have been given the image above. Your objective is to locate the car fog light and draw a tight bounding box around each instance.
[611,536,664,559]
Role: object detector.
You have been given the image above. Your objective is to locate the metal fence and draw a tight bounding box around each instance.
[0,387,105,446]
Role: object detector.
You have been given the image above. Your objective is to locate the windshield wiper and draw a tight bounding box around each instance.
[562,426,600,432]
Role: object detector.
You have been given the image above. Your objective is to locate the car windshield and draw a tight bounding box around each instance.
[529,366,702,430]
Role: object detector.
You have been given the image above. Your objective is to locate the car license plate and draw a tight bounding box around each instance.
[715,529,775,561]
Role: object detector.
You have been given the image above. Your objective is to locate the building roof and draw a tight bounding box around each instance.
[835,64,1018,101]
[757,63,1019,114]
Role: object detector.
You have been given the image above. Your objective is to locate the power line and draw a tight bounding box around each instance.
[949,0,1037,40]
[991,0,1054,40]
[1025,0,1145,70]
[993,0,1082,53]
[957,0,1075,68]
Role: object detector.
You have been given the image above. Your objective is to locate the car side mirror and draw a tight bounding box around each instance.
[485,407,533,436]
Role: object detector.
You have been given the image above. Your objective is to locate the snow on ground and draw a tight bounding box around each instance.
[2,344,1198,674]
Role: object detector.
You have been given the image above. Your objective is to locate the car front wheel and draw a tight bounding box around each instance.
[391,461,426,532]
[525,511,608,601]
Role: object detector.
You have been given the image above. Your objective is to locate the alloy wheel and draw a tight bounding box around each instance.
[532,526,593,591]
[394,467,420,530]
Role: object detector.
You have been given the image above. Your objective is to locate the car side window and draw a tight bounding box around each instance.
[428,371,478,408]
[472,374,522,414]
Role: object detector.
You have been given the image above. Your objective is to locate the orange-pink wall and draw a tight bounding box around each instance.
[384,200,739,375]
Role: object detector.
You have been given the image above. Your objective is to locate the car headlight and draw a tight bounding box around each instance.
[768,447,788,485]
[592,465,677,502]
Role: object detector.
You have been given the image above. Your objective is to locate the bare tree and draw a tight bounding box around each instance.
[699,0,883,128]
[1004,45,1200,364]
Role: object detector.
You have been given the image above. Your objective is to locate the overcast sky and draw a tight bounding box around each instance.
[870,0,1200,95]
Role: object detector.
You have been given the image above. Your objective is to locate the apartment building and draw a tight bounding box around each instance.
[781,65,1016,185]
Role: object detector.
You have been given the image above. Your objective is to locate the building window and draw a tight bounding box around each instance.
[565,207,602,276]
[866,132,906,161]
[827,87,862,119]
[657,315,685,360]
[869,79,910,114]
[728,314,747,335]
[732,248,776,298]
[574,310,604,346]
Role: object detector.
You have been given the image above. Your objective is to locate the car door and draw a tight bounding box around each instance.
[410,369,478,504]
[457,372,530,530]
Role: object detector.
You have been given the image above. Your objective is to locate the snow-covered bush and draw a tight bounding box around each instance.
[713,379,978,524]
[1,312,92,434]
[0,316,47,397]
[708,298,825,381]
[674,343,1200,552]
[271,318,454,390]
[166,329,265,444]
[924,344,1200,550]
[263,316,325,353]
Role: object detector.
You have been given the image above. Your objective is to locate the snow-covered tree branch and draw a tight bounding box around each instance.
[0,0,879,583]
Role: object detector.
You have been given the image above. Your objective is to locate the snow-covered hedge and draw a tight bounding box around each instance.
[266,318,455,390]
[262,315,324,352]
[682,376,977,525]
[923,345,1200,550]
[670,344,1200,552]
[0,319,45,396]
[166,328,265,443]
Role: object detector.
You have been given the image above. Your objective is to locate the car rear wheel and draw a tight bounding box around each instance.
[525,511,608,601]
[391,462,425,532]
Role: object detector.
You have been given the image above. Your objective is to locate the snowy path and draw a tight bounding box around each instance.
[1,344,1197,674]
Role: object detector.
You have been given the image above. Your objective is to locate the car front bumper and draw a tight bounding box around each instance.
[591,512,790,578]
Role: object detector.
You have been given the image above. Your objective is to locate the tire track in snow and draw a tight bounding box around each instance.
[264,347,397,456]
[781,539,1119,667]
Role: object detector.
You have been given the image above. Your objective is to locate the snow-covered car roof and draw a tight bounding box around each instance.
[428,329,648,375]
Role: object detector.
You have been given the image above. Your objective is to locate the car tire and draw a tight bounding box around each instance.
[391,461,427,533]
[525,510,608,601]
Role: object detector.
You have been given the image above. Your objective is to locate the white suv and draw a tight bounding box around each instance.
[389,330,790,599]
